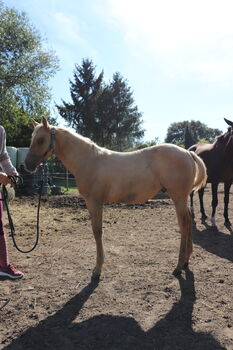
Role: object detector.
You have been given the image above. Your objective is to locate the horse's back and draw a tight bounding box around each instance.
[80,143,200,203]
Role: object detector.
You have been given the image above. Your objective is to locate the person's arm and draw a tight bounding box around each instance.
[0,126,18,175]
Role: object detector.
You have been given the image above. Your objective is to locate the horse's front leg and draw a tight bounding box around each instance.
[86,199,104,279]
[211,183,218,226]
[224,181,232,226]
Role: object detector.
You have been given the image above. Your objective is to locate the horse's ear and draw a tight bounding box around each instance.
[32,119,39,127]
[224,118,233,127]
[42,116,49,129]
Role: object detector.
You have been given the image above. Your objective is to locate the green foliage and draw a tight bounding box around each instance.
[0,1,59,115]
[57,59,104,142]
[130,137,160,151]
[1,111,56,147]
[184,125,195,149]
[198,138,209,144]
[56,59,144,150]
[0,1,59,146]
[105,72,144,150]
[165,120,222,148]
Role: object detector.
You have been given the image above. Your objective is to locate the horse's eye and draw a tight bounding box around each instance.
[37,137,44,145]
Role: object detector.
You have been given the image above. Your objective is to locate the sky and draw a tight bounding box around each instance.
[6,0,233,141]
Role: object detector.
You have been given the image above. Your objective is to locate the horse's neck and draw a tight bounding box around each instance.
[218,135,233,158]
[213,136,233,169]
[54,128,93,174]
[225,140,233,168]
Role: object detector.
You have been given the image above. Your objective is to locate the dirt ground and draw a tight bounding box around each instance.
[0,184,233,350]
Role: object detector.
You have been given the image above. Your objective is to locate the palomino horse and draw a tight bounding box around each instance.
[189,118,233,227]
[25,117,207,277]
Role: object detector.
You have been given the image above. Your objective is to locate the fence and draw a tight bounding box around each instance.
[6,147,77,195]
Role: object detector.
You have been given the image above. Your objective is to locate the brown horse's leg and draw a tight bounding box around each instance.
[86,199,104,278]
[172,199,192,276]
[224,181,232,226]
[211,183,218,226]
[198,187,207,221]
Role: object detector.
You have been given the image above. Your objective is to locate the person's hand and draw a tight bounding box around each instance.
[11,171,19,177]
[0,173,14,187]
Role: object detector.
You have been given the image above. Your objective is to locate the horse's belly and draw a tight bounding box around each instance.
[107,183,159,204]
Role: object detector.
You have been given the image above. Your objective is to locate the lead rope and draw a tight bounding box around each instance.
[2,175,43,253]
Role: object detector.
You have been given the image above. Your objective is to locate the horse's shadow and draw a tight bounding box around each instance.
[3,271,226,350]
[192,219,233,263]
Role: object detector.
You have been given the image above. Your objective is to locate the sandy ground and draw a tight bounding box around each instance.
[0,184,232,350]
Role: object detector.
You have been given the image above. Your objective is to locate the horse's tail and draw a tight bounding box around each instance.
[189,151,207,192]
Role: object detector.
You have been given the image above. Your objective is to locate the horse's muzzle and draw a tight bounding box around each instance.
[24,152,43,173]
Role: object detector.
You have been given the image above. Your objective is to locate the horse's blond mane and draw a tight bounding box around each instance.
[33,124,108,156]
[57,126,108,155]
[58,127,94,146]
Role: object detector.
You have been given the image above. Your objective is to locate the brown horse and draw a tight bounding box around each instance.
[25,117,206,277]
[190,118,233,226]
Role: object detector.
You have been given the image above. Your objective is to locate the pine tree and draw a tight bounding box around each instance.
[184,125,195,149]
[57,59,104,142]
[107,72,144,150]
[57,60,144,150]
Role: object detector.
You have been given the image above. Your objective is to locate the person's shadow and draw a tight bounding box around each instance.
[3,270,226,350]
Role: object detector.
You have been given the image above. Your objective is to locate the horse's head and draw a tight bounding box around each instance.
[218,118,233,151]
[224,118,233,129]
[24,117,56,173]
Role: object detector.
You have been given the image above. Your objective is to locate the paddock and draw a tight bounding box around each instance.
[0,185,232,349]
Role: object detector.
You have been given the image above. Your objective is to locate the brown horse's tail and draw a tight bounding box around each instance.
[189,151,207,192]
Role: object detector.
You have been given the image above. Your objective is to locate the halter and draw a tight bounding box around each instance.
[28,127,56,161]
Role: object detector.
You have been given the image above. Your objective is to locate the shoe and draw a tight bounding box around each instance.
[0,264,23,280]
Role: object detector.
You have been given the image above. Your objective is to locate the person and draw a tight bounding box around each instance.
[0,125,23,279]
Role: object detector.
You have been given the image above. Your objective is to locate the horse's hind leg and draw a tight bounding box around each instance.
[86,199,104,279]
[198,187,207,221]
[224,181,232,226]
[211,183,218,226]
[172,199,192,276]
[190,191,194,216]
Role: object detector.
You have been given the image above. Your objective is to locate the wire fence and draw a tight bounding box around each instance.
[16,159,77,196]
[4,149,77,196]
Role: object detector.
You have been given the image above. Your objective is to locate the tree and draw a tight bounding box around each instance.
[129,137,160,151]
[106,72,144,150]
[56,59,144,150]
[165,120,222,148]
[184,125,195,149]
[0,1,59,145]
[57,59,104,142]
[2,112,33,147]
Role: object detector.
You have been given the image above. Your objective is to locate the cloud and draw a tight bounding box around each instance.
[53,12,81,42]
[103,0,233,84]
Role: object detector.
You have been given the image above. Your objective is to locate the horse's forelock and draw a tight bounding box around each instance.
[31,124,51,147]
[31,124,42,140]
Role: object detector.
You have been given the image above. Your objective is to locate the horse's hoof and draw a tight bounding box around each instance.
[173,268,182,277]
[92,267,101,280]
[182,263,189,270]
[201,215,207,222]
[224,220,231,227]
